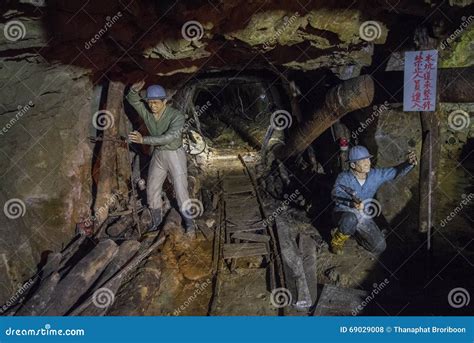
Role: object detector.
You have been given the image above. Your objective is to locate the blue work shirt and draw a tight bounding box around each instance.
[332,162,414,212]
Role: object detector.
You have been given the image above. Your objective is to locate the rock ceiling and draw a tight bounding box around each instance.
[0,0,472,83]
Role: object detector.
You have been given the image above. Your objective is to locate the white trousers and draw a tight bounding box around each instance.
[147,147,190,210]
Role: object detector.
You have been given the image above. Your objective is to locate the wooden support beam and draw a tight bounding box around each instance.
[419,110,440,236]
[117,105,132,198]
[91,240,141,289]
[415,30,442,238]
[42,239,119,315]
[94,81,125,226]
[16,273,60,316]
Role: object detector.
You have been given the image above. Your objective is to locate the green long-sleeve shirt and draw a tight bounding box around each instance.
[125,88,185,151]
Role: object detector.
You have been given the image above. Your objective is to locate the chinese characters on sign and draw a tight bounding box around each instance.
[403,50,438,112]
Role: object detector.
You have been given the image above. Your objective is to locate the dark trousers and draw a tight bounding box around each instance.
[333,211,386,254]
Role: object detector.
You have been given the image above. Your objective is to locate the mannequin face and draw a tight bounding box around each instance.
[350,158,371,174]
[147,99,167,115]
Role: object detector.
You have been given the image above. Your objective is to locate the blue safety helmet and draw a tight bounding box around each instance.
[347,145,373,162]
[145,85,167,100]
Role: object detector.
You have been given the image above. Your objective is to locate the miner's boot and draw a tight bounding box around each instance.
[330,230,350,255]
[146,208,162,234]
[181,209,197,239]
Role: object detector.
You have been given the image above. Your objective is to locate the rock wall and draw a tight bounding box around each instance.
[0,18,94,304]
[351,103,473,227]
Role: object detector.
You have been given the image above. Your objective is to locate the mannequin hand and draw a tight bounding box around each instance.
[128,131,143,144]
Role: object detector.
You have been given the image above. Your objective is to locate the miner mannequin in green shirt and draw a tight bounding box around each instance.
[126,80,196,238]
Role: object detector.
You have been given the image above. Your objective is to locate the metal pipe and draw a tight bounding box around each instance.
[274,75,374,159]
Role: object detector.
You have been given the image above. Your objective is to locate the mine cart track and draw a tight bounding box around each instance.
[208,155,286,315]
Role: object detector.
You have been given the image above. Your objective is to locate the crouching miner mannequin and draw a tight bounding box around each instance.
[126,80,196,238]
[330,145,417,255]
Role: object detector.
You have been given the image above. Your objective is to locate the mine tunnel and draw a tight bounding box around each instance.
[0,0,472,317]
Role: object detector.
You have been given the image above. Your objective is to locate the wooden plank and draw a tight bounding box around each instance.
[299,233,319,307]
[223,176,249,184]
[224,188,254,196]
[226,218,263,227]
[223,174,249,179]
[231,232,270,243]
[223,178,254,195]
[313,284,368,316]
[225,204,261,218]
[223,243,268,259]
[226,223,264,234]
